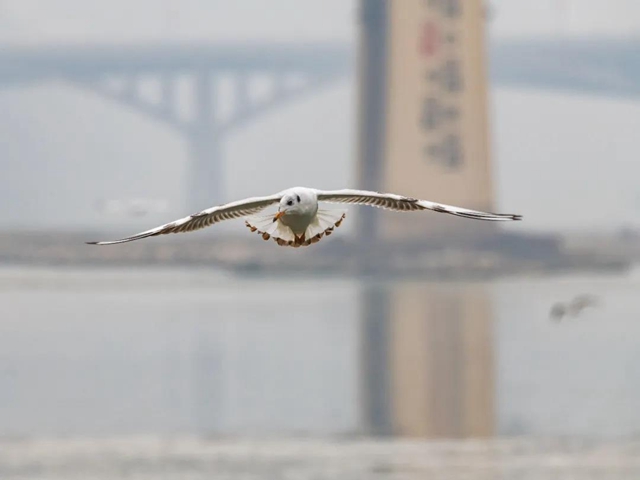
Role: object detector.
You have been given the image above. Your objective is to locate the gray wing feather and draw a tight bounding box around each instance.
[314,189,522,221]
[87,194,282,245]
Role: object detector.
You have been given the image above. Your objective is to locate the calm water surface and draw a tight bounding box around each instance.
[1,265,640,478]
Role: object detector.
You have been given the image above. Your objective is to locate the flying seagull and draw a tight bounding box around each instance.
[86,187,522,248]
[568,294,599,315]
[549,294,600,322]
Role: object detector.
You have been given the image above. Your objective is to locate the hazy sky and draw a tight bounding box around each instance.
[1,0,640,234]
[2,0,640,44]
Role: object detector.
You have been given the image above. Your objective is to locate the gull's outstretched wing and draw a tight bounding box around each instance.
[86,193,283,245]
[315,189,522,221]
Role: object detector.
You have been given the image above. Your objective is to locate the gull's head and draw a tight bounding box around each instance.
[274,188,315,222]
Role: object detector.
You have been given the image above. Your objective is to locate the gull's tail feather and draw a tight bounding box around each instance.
[305,208,347,240]
[244,211,296,245]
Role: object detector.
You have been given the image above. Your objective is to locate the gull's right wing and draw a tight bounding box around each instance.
[86,193,283,245]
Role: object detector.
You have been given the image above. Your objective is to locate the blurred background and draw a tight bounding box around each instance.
[2,0,640,478]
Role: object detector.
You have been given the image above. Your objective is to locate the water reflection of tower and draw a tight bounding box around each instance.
[159,316,223,434]
[191,319,223,434]
[360,282,495,438]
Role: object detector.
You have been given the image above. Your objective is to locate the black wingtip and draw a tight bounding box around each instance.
[512,214,523,221]
[85,241,99,245]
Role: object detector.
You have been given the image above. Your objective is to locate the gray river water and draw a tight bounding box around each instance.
[1,266,639,478]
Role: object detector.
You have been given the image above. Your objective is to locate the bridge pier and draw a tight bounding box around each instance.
[187,71,224,212]
[356,0,388,245]
[50,46,351,215]
[188,130,223,213]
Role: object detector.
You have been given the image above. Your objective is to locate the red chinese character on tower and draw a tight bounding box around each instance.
[418,20,440,58]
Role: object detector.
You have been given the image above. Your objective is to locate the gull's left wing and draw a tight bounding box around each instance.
[314,189,522,221]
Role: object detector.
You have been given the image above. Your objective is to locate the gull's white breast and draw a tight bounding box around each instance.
[281,188,319,235]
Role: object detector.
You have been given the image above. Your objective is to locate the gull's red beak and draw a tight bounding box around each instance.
[273,211,285,222]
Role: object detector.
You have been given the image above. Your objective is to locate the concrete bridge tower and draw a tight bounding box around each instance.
[357,0,495,242]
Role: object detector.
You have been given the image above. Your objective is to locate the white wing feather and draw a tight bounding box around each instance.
[314,189,522,221]
[87,193,282,245]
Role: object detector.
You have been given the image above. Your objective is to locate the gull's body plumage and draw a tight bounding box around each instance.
[87,187,522,247]
[277,188,319,236]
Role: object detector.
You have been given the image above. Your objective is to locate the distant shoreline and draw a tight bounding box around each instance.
[0,230,635,281]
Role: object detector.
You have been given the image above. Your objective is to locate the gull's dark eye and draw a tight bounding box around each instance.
[296,195,301,203]
[286,200,293,206]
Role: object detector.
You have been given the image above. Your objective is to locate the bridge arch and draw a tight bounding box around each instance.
[0,43,353,210]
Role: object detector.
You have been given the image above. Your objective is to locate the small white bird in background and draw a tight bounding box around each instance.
[87,187,522,248]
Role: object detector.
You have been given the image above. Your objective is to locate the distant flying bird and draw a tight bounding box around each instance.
[549,302,568,322]
[86,187,522,248]
[568,294,599,316]
[550,294,600,322]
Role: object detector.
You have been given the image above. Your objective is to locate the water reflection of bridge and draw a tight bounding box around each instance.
[187,281,496,438]
[0,273,495,439]
[5,270,640,439]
